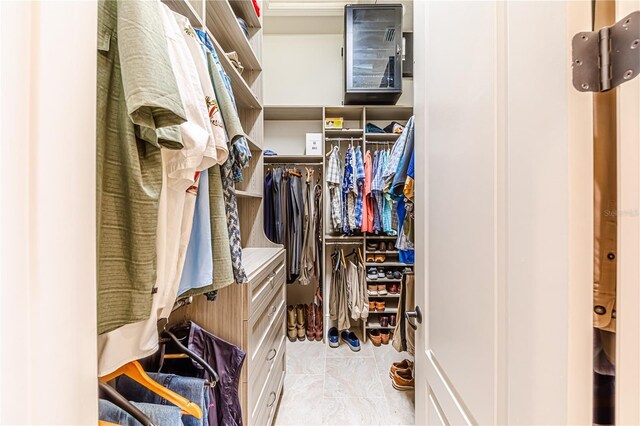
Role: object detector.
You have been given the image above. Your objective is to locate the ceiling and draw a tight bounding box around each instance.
[263,0,413,35]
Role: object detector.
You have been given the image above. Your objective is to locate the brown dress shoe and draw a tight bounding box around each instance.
[375,301,386,312]
[287,305,297,342]
[314,303,323,341]
[389,359,414,378]
[296,304,307,341]
[392,367,415,391]
[368,329,382,346]
[306,303,315,341]
[380,329,391,344]
[369,300,377,311]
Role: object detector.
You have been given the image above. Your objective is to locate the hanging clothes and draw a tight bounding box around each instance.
[329,252,350,331]
[354,145,365,229]
[327,145,343,232]
[299,169,317,286]
[263,170,275,242]
[287,171,304,283]
[313,179,323,296]
[362,149,374,233]
[341,146,356,234]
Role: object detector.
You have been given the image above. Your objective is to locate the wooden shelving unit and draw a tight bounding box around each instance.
[264,105,324,121]
[205,0,261,71]
[264,155,323,164]
[236,189,263,199]
[325,128,364,138]
[365,133,401,141]
[228,0,261,31]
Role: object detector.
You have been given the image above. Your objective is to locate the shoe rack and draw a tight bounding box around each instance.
[362,235,413,343]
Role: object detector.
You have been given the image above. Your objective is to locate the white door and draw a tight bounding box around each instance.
[616,1,640,423]
[413,1,594,424]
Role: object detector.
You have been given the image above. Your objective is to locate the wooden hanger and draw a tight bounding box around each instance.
[99,361,203,419]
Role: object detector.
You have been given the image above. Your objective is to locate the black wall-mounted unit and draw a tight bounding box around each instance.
[344,4,403,105]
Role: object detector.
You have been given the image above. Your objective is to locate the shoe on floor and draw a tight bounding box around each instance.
[340,330,361,352]
[389,359,414,378]
[392,367,415,391]
[287,305,297,342]
[367,267,378,280]
[368,329,382,347]
[296,304,307,341]
[380,329,391,345]
[328,327,340,348]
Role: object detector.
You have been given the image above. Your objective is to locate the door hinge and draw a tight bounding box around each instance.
[572,10,640,92]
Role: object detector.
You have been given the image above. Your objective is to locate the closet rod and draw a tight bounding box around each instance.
[325,241,364,245]
[266,162,323,166]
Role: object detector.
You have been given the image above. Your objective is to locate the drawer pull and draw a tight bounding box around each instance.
[266,348,277,361]
[266,391,277,407]
[267,305,277,317]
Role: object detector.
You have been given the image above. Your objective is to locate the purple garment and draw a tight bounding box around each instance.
[163,322,246,426]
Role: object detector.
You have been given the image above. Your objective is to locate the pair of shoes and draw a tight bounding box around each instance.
[367,267,378,280]
[366,254,375,262]
[374,254,386,263]
[380,315,396,327]
[366,242,378,251]
[287,304,323,342]
[369,299,386,311]
[287,305,305,342]
[377,267,385,278]
[390,360,415,391]
[305,303,323,341]
[393,270,402,279]
[328,327,361,352]
[367,284,388,296]
[373,329,392,345]
[387,283,400,294]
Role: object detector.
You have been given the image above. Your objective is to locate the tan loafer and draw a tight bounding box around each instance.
[392,367,415,391]
[389,359,414,378]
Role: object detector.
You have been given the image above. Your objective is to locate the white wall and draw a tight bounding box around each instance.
[263,33,414,106]
[0,1,98,423]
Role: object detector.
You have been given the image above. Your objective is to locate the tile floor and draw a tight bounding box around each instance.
[274,336,415,426]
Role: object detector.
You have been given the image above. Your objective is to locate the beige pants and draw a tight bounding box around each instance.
[393,273,415,355]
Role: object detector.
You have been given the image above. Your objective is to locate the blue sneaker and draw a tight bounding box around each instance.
[328,327,340,348]
[340,330,361,352]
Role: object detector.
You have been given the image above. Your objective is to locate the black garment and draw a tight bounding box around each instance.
[594,372,615,425]
[272,168,283,244]
[264,171,275,242]
[162,323,246,426]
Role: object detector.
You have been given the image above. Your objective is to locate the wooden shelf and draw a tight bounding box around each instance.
[366,262,412,267]
[365,133,401,141]
[369,294,401,299]
[242,247,283,281]
[369,307,399,314]
[264,155,323,164]
[264,105,324,121]
[162,0,203,27]
[245,134,261,151]
[228,0,261,31]
[205,29,261,110]
[366,322,396,330]
[206,0,261,71]
[365,250,399,254]
[236,190,262,199]
[325,129,364,137]
[365,235,398,239]
[325,235,365,241]
[366,278,402,283]
[365,105,414,121]
[325,106,364,120]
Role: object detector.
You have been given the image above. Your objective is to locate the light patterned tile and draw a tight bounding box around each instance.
[378,374,415,425]
[286,339,326,374]
[275,374,324,425]
[321,397,386,426]
[372,344,413,375]
[324,357,383,398]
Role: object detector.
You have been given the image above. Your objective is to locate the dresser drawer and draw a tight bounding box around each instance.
[248,283,285,361]
[250,344,285,426]
[249,323,286,408]
[249,299,286,382]
[249,257,285,319]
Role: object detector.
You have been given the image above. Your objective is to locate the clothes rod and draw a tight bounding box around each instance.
[265,162,323,166]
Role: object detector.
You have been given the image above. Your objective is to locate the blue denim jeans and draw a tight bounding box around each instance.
[115,373,209,426]
[99,398,184,426]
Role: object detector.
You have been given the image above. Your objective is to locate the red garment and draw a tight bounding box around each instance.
[252,0,261,17]
[362,150,374,232]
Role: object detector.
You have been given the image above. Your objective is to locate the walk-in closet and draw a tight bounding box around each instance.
[3,0,640,425]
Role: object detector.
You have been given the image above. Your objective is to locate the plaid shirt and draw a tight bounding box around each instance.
[354,146,365,228]
[327,146,343,231]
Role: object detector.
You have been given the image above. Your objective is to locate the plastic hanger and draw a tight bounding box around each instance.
[159,321,219,387]
[99,361,203,419]
[99,381,155,426]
